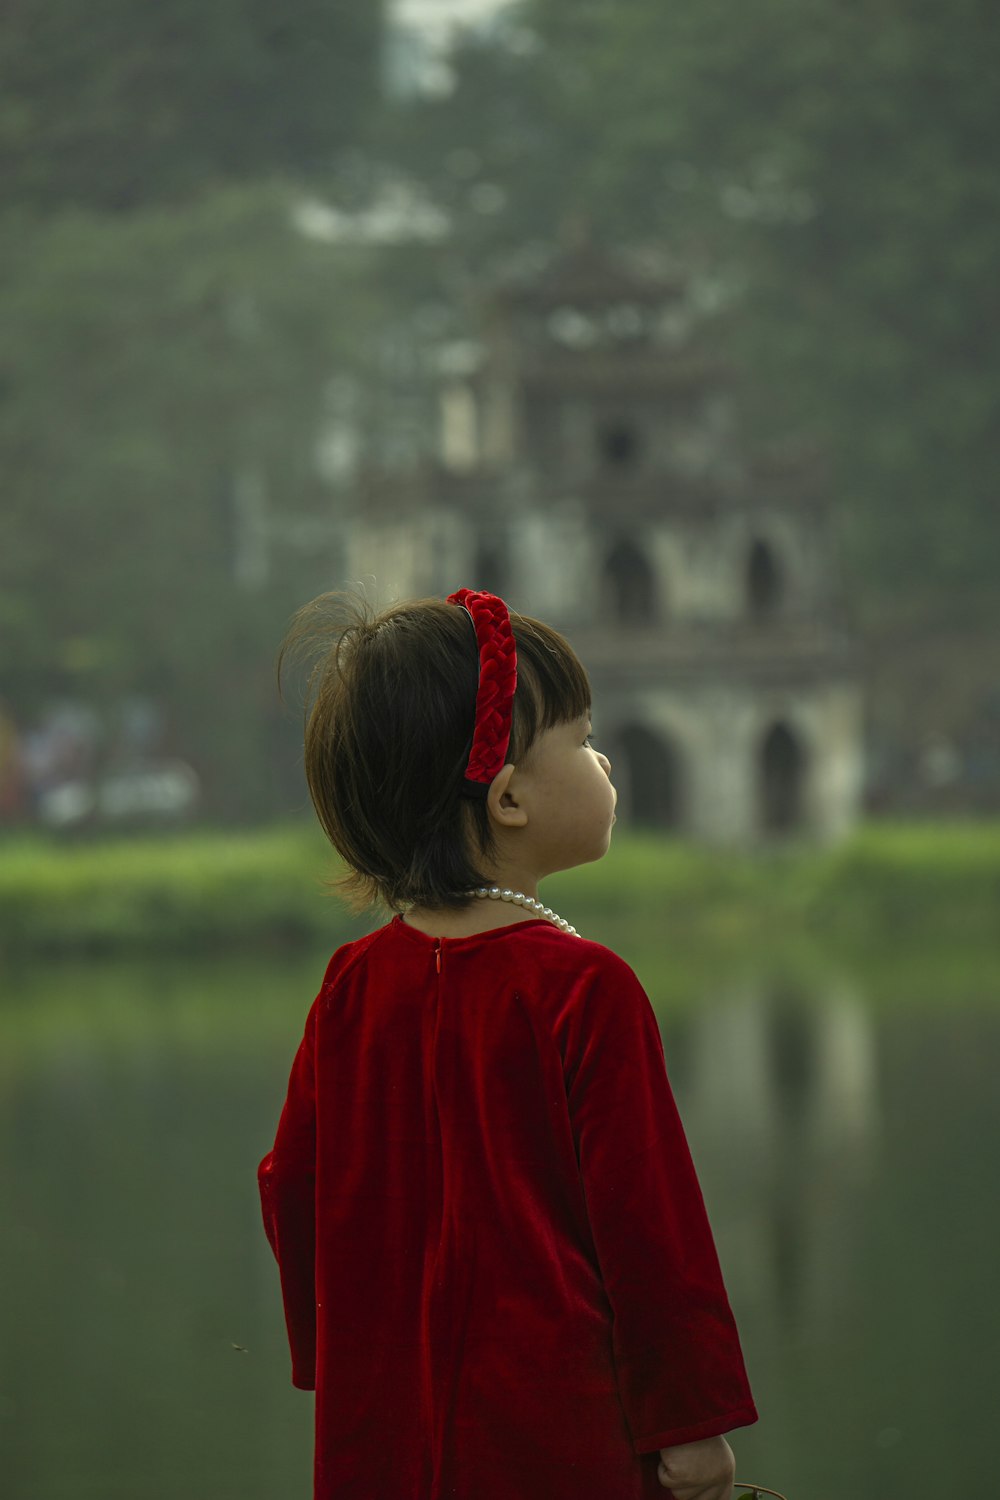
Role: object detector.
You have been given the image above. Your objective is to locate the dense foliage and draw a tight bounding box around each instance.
[0,0,384,211]
[1,822,997,963]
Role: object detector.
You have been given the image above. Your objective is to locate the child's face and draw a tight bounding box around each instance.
[507,712,617,878]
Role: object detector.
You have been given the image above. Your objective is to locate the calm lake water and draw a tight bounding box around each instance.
[2,925,998,1500]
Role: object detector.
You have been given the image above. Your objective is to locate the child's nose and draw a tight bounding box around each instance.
[597,750,612,774]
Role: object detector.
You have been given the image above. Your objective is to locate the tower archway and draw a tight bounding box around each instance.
[615,722,683,829]
[473,540,506,598]
[603,537,659,625]
[747,538,784,620]
[758,720,806,834]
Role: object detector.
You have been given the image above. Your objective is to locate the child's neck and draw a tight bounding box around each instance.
[403,868,544,938]
[401,903,545,938]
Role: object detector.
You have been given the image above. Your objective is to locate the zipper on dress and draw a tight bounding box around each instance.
[434,940,441,974]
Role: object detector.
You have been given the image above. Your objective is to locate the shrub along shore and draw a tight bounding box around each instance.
[1,819,998,973]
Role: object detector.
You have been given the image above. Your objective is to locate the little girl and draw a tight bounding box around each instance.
[258,587,757,1500]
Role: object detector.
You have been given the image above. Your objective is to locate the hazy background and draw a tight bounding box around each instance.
[2,0,998,825]
[2,5,999,1499]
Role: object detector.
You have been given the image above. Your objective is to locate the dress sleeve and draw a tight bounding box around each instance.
[258,997,319,1390]
[565,953,758,1454]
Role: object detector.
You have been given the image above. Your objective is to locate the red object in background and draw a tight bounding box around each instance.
[0,706,27,822]
[259,915,757,1500]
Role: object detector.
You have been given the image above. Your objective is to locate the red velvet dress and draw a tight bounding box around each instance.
[258,914,757,1499]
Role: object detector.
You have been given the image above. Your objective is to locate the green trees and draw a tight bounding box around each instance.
[0,0,384,211]
[0,5,391,814]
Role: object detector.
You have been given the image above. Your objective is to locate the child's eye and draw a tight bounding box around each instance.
[583,733,595,748]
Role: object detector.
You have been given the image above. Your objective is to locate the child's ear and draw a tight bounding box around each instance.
[487,763,528,828]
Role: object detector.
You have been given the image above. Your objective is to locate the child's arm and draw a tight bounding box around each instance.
[565,953,758,1456]
[258,998,319,1389]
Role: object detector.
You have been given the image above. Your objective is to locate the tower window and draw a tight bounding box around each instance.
[597,420,642,470]
[604,537,658,624]
[473,542,506,598]
[748,538,783,618]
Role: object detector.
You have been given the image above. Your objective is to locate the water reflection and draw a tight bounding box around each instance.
[668,976,880,1337]
[1,950,997,1499]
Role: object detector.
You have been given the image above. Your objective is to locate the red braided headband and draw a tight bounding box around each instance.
[446,588,517,799]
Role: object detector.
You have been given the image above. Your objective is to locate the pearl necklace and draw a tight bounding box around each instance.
[466,885,579,936]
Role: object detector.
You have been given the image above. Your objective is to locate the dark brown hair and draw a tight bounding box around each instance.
[278,589,591,915]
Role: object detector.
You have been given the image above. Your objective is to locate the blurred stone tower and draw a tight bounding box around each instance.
[346,239,865,847]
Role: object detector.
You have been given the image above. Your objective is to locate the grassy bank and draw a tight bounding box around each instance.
[1,818,998,964]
